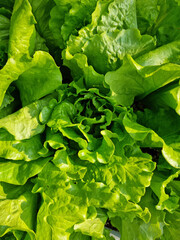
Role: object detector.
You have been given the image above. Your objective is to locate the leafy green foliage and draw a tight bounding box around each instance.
[0,0,179,239]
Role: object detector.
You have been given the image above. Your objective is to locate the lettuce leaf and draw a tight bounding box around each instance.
[123,109,180,168]
[0,183,37,239]
[105,42,180,106]
[63,0,155,90]
[0,157,51,185]
[111,189,165,240]
[49,0,97,48]
[0,0,62,107]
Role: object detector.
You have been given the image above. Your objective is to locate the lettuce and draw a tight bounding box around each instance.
[0,0,62,107]
[0,0,179,239]
[62,0,156,90]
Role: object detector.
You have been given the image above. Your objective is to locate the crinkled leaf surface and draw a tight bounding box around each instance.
[0,0,62,108]
[0,184,37,239]
[0,157,51,185]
